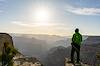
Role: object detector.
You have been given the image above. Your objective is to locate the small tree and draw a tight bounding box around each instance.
[2,42,18,66]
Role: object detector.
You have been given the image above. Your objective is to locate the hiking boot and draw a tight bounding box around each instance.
[67,61,74,63]
[76,61,81,64]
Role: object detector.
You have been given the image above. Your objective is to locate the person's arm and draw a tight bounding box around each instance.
[72,34,75,42]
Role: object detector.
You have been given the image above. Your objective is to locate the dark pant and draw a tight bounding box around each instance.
[71,43,80,63]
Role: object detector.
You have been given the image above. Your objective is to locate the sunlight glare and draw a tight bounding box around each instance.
[34,8,50,22]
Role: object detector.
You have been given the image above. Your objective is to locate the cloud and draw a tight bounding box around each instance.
[12,21,35,27]
[12,21,56,27]
[11,21,68,28]
[66,5,100,15]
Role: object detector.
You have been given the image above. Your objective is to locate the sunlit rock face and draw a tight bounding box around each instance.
[0,33,14,55]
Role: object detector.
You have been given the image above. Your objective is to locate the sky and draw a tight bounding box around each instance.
[0,0,100,36]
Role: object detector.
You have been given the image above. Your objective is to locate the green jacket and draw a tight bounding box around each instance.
[72,32,82,45]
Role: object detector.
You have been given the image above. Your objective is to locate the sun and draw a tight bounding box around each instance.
[32,7,51,26]
[35,9,49,21]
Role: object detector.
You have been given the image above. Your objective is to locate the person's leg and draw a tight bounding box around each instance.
[76,45,80,63]
[71,45,75,62]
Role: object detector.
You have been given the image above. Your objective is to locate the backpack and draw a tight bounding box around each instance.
[72,33,82,45]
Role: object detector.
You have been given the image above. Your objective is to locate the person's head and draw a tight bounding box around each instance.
[75,28,79,33]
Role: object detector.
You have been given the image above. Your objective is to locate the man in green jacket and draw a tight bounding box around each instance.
[71,28,82,63]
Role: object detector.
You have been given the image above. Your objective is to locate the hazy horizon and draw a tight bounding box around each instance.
[0,32,100,37]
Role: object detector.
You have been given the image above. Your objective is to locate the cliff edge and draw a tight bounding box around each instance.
[0,33,14,55]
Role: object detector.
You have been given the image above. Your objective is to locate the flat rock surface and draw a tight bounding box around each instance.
[65,58,90,66]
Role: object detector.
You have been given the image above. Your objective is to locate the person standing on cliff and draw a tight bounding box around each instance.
[70,28,82,64]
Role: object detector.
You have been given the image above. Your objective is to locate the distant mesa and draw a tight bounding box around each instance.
[83,36,100,45]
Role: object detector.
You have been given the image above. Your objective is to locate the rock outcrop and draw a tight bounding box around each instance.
[65,58,90,66]
[0,33,14,55]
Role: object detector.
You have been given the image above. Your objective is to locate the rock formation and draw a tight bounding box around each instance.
[0,33,14,55]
